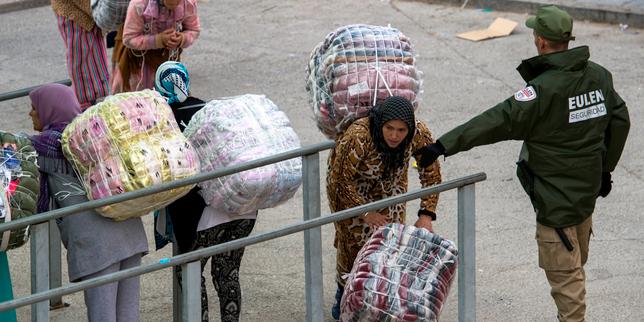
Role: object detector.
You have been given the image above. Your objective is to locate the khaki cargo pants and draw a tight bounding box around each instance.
[536,216,592,322]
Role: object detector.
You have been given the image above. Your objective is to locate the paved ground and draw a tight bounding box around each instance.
[1,0,643,321]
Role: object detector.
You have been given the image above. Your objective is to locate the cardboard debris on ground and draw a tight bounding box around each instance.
[457,17,518,41]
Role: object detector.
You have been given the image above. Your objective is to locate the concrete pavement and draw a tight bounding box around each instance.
[1,0,643,321]
[416,0,644,28]
[2,0,644,27]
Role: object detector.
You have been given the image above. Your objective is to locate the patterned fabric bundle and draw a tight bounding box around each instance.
[0,132,39,251]
[183,94,302,215]
[341,224,458,322]
[306,24,423,139]
[91,0,130,31]
[62,90,199,220]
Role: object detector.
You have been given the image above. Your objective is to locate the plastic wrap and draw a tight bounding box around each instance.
[341,224,458,322]
[183,94,302,215]
[62,90,199,221]
[306,24,423,139]
[0,131,40,251]
[91,0,130,31]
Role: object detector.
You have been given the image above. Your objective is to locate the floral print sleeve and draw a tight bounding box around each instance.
[326,124,370,215]
[412,121,442,214]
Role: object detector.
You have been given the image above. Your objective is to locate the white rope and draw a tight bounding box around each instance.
[0,185,11,251]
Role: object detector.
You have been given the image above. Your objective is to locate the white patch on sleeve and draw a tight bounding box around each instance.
[514,86,537,102]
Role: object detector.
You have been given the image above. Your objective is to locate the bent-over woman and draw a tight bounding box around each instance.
[326,96,442,320]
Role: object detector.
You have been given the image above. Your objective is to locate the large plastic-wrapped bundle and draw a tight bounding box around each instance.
[91,0,130,31]
[341,224,458,322]
[306,24,423,139]
[0,131,39,251]
[183,94,302,215]
[62,90,199,221]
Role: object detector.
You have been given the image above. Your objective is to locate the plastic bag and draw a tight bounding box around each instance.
[0,132,40,251]
[184,94,302,215]
[341,224,458,321]
[306,24,423,139]
[62,90,199,220]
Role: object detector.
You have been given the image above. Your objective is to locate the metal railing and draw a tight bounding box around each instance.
[0,79,71,103]
[1,83,486,322]
[0,146,485,321]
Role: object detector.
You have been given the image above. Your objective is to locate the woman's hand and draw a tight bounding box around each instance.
[363,212,388,228]
[414,215,433,232]
[167,32,183,49]
[158,29,180,49]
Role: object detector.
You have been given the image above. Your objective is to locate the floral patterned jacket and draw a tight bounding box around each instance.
[327,117,442,247]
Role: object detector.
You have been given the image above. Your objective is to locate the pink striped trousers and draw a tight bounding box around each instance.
[56,14,110,109]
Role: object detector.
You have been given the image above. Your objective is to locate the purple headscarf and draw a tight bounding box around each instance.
[28,83,81,213]
[29,83,81,131]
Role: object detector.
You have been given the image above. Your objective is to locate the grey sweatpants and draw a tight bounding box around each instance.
[81,254,142,322]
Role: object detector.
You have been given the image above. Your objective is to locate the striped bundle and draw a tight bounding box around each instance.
[62,90,199,221]
[306,24,423,139]
[0,132,39,251]
[341,224,458,322]
[183,94,302,215]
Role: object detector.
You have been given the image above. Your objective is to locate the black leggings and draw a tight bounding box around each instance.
[177,219,256,322]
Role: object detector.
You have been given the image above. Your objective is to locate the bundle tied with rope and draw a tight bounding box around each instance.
[0,132,40,251]
[341,224,458,321]
[306,24,423,139]
[61,90,199,221]
[183,94,302,215]
[91,0,130,31]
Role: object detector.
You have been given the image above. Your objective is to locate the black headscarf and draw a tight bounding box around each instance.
[368,96,416,179]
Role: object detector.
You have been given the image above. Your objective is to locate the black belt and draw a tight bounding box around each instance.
[555,228,574,252]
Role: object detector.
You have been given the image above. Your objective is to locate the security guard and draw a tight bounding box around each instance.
[415,5,630,322]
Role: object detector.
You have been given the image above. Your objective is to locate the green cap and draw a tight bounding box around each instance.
[526,5,575,42]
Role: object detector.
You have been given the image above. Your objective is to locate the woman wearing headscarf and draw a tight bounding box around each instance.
[155,62,256,322]
[326,96,442,320]
[28,83,148,322]
[152,61,206,251]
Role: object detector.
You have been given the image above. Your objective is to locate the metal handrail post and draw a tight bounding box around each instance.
[48,219,64,309]
[30,222,49,322]
[172,241,182,322]
[302,152,324,322]
[457,184,476,322]
[181,261,201,322]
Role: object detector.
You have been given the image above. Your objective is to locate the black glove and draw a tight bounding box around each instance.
[415,141,446,168]
[598,172,612,198]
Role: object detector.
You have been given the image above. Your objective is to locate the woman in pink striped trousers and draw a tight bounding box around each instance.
[52,0,110,110]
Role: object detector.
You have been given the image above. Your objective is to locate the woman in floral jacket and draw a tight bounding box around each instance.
[326,96,442,320]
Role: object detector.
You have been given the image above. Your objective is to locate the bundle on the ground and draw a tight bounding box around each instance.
[62,90,199,220]
[306,24,423,139]
[0,132,39,251]
[184,94,302,215]
[341,224,458,322]
[91,0,130,31]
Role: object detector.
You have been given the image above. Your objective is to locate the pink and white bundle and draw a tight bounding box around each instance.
[183,94,301,215]
[62,90,199,220]
[341,224,458,322]
[306,24,423,139]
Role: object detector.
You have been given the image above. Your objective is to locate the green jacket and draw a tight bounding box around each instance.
[439,46,630,228]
